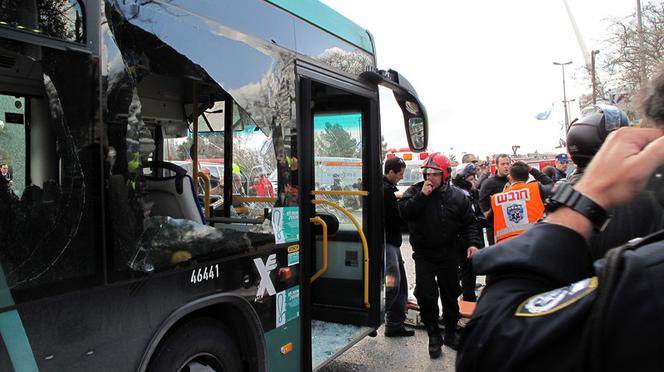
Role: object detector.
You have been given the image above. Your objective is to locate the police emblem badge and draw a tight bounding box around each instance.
[507,204,524,223]
[515,277,598,317]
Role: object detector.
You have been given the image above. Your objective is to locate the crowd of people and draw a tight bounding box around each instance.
[382,65,664,368]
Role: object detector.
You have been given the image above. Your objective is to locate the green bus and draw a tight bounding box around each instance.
[0,0,428,371]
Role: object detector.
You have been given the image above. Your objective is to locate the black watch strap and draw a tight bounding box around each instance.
[550,183,610,231]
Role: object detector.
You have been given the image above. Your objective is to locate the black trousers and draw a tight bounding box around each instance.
[385,243,408,328]
[486,225,495,246]
[413,257,460,327]
[458,255,477,302]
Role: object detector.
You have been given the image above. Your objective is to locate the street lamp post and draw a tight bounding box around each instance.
[553,61,573,131]
[591,50,600,105]
[637,0,647,86]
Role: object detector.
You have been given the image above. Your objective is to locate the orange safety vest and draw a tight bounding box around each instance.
[491,182,545,243]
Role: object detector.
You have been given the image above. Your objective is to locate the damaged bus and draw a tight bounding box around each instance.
[0,0,428,371]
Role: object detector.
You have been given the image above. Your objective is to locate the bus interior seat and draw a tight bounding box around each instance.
[142,161,205,224]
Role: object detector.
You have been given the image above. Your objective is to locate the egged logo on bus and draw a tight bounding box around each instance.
[254,254,277,300]
[495,188,531,206]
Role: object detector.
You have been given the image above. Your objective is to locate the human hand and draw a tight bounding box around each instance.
[422,180,433,196]
[467,246,478,258]
[575,127,664,210]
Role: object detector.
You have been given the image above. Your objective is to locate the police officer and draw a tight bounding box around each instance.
[567,105,664,259]
[399,152,481,358]
[566,104,664,259]
[457,66,664,372]
[552,153,569,181]
[567,105,629,184]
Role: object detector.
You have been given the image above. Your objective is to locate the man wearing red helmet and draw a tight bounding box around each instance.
[399,152,481,359]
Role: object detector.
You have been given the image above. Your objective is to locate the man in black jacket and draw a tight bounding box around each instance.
[399,152,481,358]
[478,154,511,245]
[382,156,414,337]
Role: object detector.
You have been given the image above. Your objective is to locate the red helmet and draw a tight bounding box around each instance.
[421,152,452,181]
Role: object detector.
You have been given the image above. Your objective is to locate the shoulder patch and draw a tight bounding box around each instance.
[515,277,597,317]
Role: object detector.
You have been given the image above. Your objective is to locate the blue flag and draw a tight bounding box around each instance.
[536,105,553,120]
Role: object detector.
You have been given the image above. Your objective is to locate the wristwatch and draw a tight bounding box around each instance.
[548,183,611,231]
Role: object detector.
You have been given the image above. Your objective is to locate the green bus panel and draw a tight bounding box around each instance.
[266,0,374,54]
[265,319,301,371]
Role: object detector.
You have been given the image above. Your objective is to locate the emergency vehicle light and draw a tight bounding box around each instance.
[419,152,428,160]
[281,342,293,354]
[386,153,395,159]
[403,153,412,160]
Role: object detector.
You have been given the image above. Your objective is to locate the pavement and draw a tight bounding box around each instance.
[320,235,483,372]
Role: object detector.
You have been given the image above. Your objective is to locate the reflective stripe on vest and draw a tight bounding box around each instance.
[491,182,545,243]
[495,222,533,241]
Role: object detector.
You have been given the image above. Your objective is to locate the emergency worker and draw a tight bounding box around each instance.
[566,104,664,259]
[479,155,552,245]
[490,161,551,243]
[399,152,481,358]
[457,65,664,372]
[382,156,414,337]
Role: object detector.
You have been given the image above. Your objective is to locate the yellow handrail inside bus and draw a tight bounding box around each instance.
[309,217,328,283]
[311,198,370,309]
[197,172,211,218]
[311,190,369,197]
[234,196,278,203]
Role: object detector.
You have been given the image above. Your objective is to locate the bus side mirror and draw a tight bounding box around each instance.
[359,69,428,152]
[405,112,426,151]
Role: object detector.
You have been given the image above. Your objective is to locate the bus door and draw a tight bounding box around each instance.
[297,68,384,370]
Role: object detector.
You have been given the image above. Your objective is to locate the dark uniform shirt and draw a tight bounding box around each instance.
[383,176,404,247]
[457,223,664,372]
[552,167,567,182]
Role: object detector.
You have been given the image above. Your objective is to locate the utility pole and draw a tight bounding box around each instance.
[636,0,647,86]
[554,61,573,130]
[591,50,600,104]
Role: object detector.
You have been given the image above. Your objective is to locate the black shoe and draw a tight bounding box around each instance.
[443,331,460,350]
[424,323,443,359]
[384,326,415,337]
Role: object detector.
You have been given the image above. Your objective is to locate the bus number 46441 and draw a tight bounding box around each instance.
[190,264,220,284]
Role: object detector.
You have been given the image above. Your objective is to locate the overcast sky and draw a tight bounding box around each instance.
[321,0,638,159]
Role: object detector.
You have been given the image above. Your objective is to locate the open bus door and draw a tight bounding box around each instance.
[297,65,427,371]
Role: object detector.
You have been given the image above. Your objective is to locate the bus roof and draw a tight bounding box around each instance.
[266,0,374,54]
